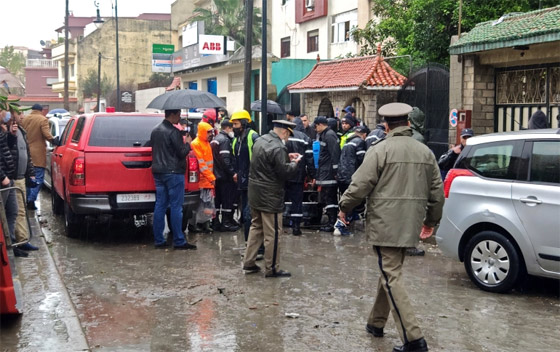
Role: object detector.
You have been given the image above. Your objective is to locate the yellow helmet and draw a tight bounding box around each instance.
[230,109,252,123]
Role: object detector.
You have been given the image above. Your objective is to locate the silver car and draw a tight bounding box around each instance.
[436,129,560,293]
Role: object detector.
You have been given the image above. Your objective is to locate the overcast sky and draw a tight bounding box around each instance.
[1,0,176,50]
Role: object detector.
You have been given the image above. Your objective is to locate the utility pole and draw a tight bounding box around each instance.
[260,0,268,134]
[115,0,121,111]
[64,0,69,111]
[243,0,254,111]
[97,52,101,112]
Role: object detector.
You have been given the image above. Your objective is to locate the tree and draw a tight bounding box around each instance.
[0,46,26,82]
[81,68,114,100]
[189,0,263,46]
[148,73,174,88]
[352,0,559,69]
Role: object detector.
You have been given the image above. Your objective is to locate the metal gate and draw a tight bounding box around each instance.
[495,64,560,131]
[398,63,450,159]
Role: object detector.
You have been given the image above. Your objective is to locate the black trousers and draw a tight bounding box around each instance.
[319,185,338,220]
[285,182,304,224]
[215,178,235,218]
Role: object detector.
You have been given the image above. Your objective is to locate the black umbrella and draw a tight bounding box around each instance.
[250,99,285,114]
[147,89,226,110]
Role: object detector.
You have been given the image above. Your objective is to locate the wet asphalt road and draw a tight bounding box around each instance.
[2,189,559,351]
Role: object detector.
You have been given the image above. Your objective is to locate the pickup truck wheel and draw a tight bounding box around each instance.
[64,202,83,238]
[51,188,64,215]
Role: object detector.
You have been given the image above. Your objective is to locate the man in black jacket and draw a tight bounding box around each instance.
[314,116,340,232]
[438,128,473,180]
[150,109,196,250]
[210,119,239,232]
[8,108,37,251]
[285,118,315,235]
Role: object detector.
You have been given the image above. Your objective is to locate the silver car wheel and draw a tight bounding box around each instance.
[470,240,510,286]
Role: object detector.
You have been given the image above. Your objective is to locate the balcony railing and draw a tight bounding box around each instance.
[26,59,58,68]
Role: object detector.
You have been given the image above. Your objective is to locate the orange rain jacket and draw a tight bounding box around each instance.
[191,121,216,189]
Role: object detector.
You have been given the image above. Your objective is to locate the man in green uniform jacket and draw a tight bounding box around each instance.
[242,120,300,278]
[339,103,444,352]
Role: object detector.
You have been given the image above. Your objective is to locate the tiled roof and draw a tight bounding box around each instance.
[288,47,406,92]
[450,5,560,55]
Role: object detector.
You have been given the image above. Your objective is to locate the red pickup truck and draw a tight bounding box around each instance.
[50,113,200,236]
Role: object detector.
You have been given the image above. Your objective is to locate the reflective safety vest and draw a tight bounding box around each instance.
[339,132,355,149]
[232,129,257,160]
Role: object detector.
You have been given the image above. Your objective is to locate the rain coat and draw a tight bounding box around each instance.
[339,126,444,247]
[191,121,215,189]
[408,107,426,144]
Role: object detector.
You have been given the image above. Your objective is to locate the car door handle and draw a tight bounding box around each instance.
[519,197,542,205]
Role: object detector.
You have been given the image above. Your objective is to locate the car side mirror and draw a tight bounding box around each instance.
[52,136,61,146]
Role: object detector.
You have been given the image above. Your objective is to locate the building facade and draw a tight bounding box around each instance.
[449,6,560,143]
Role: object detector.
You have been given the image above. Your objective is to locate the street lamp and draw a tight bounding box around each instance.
[93,0,120,111]
[114,0,120,111]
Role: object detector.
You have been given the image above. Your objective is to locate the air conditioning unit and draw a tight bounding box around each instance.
[306,0,315,10]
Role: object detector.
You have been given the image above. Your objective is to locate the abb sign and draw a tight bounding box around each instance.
[199,35,226,55]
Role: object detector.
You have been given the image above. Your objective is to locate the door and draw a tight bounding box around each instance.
[511,140,560,274]
[207,78,217,95]
[51,118,76,198]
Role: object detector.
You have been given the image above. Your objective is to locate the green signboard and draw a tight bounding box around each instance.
[152,44,175,73]
[152,44,175,54]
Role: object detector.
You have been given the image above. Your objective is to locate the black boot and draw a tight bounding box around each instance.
[221,212,240,232]
[201,221,213,234]
[292,221,302,236]
[212,216,223,232]
[320,210,336,232]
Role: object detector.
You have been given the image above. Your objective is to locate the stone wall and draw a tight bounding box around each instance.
[302,89,398,127]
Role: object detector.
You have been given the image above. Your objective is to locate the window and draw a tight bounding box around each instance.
[88,116,162,147]
[307,30,319,53]
[331,10,357,44]
[60,119,75,146]
[281,37,291,58]
[530,141,559,184]
[46,77,58,86]
[71,117,86,143]
[466,142,520,180]
[229,72,244,92]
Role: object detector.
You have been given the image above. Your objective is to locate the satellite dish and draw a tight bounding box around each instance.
[40,40,46,46]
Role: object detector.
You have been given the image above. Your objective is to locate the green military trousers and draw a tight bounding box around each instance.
[368,246,424,344]
[243,210,284,276]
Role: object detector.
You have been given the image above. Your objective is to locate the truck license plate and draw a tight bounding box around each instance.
[117,193,156,203]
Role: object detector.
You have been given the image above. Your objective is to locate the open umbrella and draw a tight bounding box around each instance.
[147,89,225,110]
[250,99,285,114]
[47,108,70,118]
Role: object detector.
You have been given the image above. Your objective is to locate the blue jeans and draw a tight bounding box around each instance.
[241,190,251,242]
[153,173,186,247]
[27,167,44,202]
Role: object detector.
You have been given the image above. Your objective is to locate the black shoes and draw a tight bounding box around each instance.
[406,247,425,256]
[19,242,39,251]
[393,338,429,352]
[154,243,170,249]
[292,223,302,236]
[242,265,261,274]
[27,201,37,210]
[366,324,384,337]
[265,270,291,278]
[13,247,29,257]
[173,243,197,250]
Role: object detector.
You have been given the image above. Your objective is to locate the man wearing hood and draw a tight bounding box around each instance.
[339,113,357,149]
[408,107,426,144]
[528,110,548,129]
[366,123,387,149]
[191,121,216,233]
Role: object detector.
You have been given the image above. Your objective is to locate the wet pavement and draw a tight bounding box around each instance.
[1,189,559,351]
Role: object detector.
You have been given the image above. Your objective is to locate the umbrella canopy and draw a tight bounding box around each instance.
[147,89,225,110]
[250,99,285,115]
[47,108,71,118]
